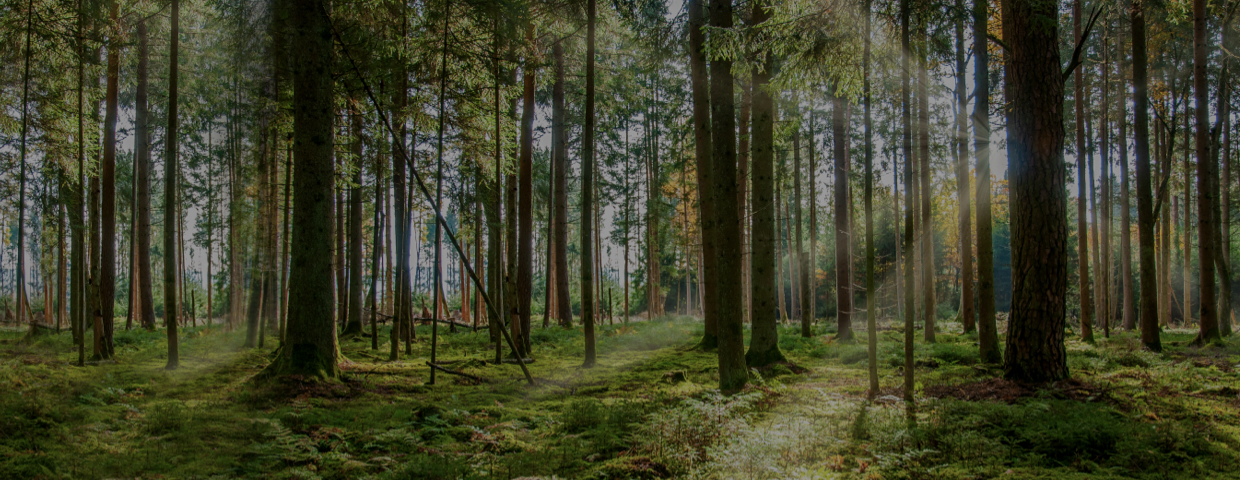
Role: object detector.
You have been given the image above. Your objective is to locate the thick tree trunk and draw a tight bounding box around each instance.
[709,0,747,391]
[833,93,853,341]
[1133,1,1162,351]
[100,0,120,359]
[1192,0,1219,344]
[517,23,536,357]
[688,0,717,348]
[135,20,155,331]
[264,0,339,379]
[1003,0,1068,383]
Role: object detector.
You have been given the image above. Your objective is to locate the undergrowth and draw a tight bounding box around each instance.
[1,319,1237,479]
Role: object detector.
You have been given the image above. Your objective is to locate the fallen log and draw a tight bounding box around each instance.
[426,362,484,383]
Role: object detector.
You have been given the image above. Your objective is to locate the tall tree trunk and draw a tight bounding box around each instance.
[549,43,571,329]
[1120,23,1135,331]
[281,136,293,340]
[1074,0,1094,343]
[1185,120,1194,326]
[954,2,974,334]
[709,0,746,391]
[429,4,451,384]
[973,0,999,362]
[517,23,536,357]
[72,0,86,366]
[264,0,339,379]
[1100,38,1112,337]
[135,20,154,331]
[833,92,853,341]
[901,0,917,408]
[1219,8,1234,337]
[582,0,598,366]
[688,0,717,348]
[1192,0,1219,344]
[918,22,935,343]
[163,0,181,368]
[1133,0,1161,351]
[1003,0,1068,382]
[863,0,878,396]
[100,0,121,358]
[739,82,752,325]
[809,114,818,325]
[344,102,364,336]
[391,22,411,360]
[16,0,33,340]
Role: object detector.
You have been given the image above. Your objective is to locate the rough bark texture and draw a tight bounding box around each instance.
[954,4,974,334]
[135,20,155,331]
[582,0,598,367]
[1192,0,1219,344]
[710,0,747,391]
[863,0,878,396]
[918,23,935,344]
[1120,24,1135,331]
[263,0,339,379]
[1002,0,1068,383]
[552,43,572,329]
[162,0,180,369]
[974,0,999,363]
[100,0,120,359]
[745,0,782,367]
[517,23,535,355]
[901,0,916,407]
[833,93,853,341]
[1133,0,1162,351]
[688,0,718,349]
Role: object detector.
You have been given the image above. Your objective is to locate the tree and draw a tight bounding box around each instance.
[343,101,364,337]
[863,0,878,397]
[1191,0,1219,344]
[973,0,999,364]
[582,0,598,367]
[263,0,340,379]
[517,21,535,358]
[688,0,717,349]
[901,0,916,407]
[833,91,853,341]
[1133,0,1161,352]
[954,0,974,334]
[710,0,747,391]
[552,41,571,329]
[1073,0,1093,344]
[1002,0,1068,383]
[164,0,182,369]
[100,0,120,359]
[745,0,783,368]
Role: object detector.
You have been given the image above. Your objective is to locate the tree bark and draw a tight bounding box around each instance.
[135,20,155,331]
[954,2,974,334]
[263,0,340,379]
[709,0,747,391]
[1133,0,1162,351]
[100,0,121,358]
[1192,0,1219,344]
[1120,23,1135,331]
[344,101,365,336]
[552,42,572,329]
[863,0,878,397]
[517,22,536,357]
[833,92,853,341]
[901,0,917,407]
[918,22,935,344]
[164,0,181,369]
[688,0,717,348]
[582,0,598,367]
[1073,0,1094,343]
[1002,0,1069,383]
[973,0,999,363]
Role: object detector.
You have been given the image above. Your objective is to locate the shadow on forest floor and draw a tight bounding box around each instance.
[1,316,1238,479]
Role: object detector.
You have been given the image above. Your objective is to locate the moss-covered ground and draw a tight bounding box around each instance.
[1,317,1238,479]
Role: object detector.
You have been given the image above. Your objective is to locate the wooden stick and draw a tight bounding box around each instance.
[426,362,483,382]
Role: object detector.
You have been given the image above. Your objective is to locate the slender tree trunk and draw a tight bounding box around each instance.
[163,0,181,368]
[1074,0,1094,343]
[344,102,365,336]
[1185,120,1194,326]
[581,0,598,366]
[689,0,717,347]
[72,0,85,366]
[1219,9,1234,337]
[517,23,536,357]
[135,20,154,331]
[740,82,752,325]
[551,43,572,329]
[281,136,292,340]
[16,0,33,341]
[1100,38,1112,337]
[918,22,935,343]
[264,0,339,379]
[1120,24,1135,331]
[1003,0,1068,382]
[900,0,917,407]
[955,3,974,334]
[863,0,878,397]
[1134,0,1161,351]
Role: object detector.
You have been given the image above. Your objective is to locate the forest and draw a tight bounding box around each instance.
[1,0,1239,476]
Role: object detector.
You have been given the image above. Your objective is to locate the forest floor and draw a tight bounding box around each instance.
[1,316,1239,479]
